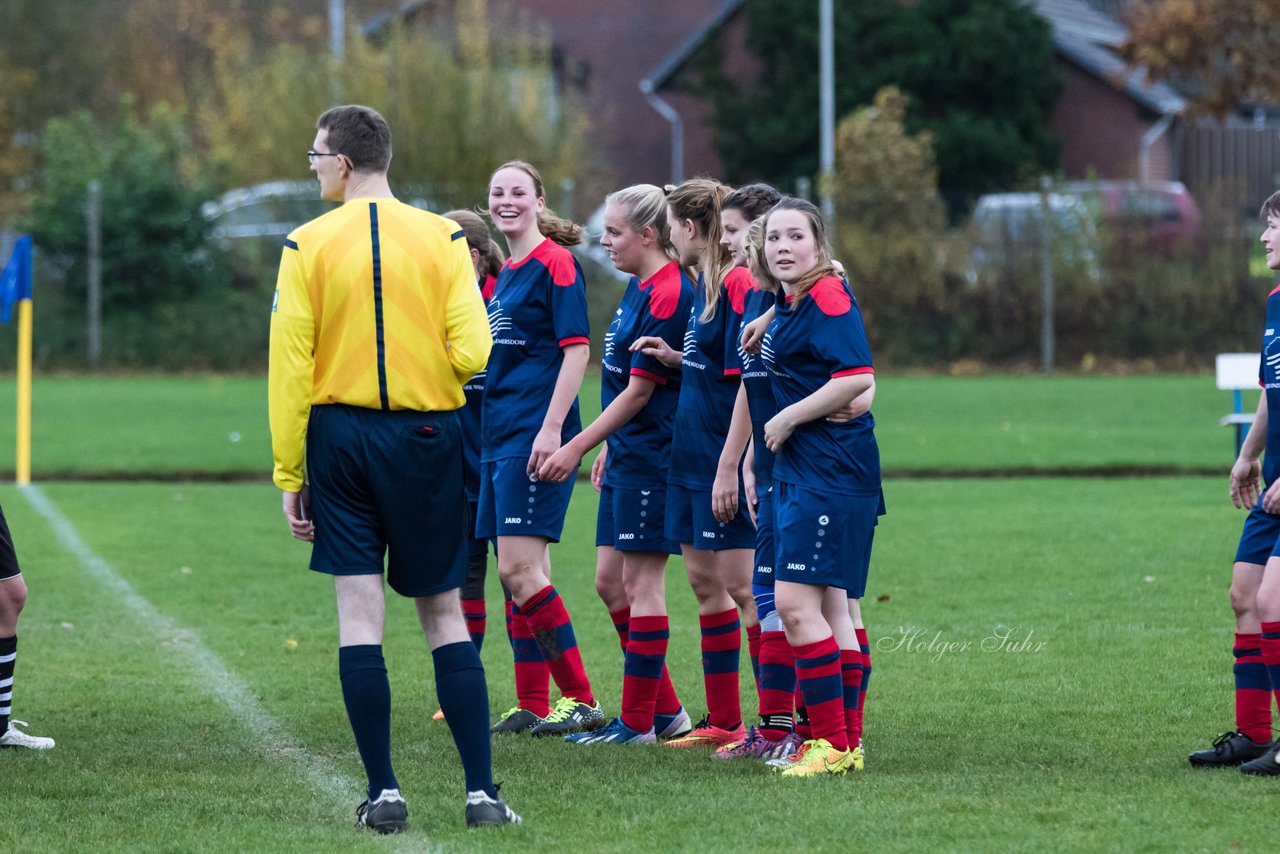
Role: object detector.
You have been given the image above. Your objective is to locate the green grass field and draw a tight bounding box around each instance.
[0,372,1253,476]
[0,475,1267,852]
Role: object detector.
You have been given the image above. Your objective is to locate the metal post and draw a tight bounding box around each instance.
[329,0,345,61]
[819,0,835,221]
[1039,175,1055,374]
[640,80,683,185]
[86,179,102,371]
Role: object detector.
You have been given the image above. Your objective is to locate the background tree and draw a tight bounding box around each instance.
[690,0,1061,212]
[1121,0,1280,115]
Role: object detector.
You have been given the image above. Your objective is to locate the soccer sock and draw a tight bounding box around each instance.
[621,615,670,733]
[1235,632,1272,743]
[508,601,551,718]
[433,641,496,797]
[462,598,487,653]
[746,622,762,688]
[612,605,681,715]
[0,635,15,732]
[700,608,743,730]
[522,585,595,707]
[338,645,399,800]
[757,630,796,741]
[841,647,865,747]
[793,637,849,751]
[794,684,811,739]
[856,626,872,741]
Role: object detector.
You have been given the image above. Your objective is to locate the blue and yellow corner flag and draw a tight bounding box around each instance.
[1,235,32,324]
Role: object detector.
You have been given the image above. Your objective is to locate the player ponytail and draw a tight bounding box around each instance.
[444,209,505,280]
[665,178,732,322]
[491,160,584,247]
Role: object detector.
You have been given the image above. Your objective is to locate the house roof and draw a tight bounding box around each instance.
[645,0,1184,115]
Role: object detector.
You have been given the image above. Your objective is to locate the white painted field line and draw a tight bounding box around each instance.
[21,484,437,850]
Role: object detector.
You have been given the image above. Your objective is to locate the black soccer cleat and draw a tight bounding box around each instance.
[490,707,544,735]
[466,787,523,828]
[1189,731,1273,768]
[529,697,605,737]
[1241,743,1280,776]
[355,789,407,834]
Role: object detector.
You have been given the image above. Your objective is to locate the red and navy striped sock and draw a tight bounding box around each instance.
[856,626,871,740]
[747,622,763,689]
[793,637,849,751]
[757,629,795,740]
[794,683,811,740]
[840,647,864,747]
[508,600,551,718]
[523,585,595,707]
[462,598,487,653]
[701,609,743,730]
[338,645,399,800]
[614,606,681,715]
[1243,629,1275,743]
[621,615,670,733]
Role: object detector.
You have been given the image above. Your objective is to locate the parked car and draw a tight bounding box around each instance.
[1062,180,1203,255]
[963,192,1101,286]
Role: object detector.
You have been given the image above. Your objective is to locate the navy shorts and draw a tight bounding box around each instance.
[664,483,756,551]
[753,486,777,587]
[306,404,467,598]
[1235,497,1280,565]
[476,457,576,543]
[596,484,680,555]
[773,481,883,597]
[0,502,20,581]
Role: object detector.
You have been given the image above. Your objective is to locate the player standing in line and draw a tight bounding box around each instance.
[0,506,55,751]
[631,178,758,749]
[480,161,603,738]
[1195,191,1280,773]
[430,209,508,722]
[538,184,695,744]
[269,105,519,831]
[755,197,882,777]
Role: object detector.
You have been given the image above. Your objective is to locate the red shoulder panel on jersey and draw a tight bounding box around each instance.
[1269,283,1280,298]
[810,276,852,316]
[725,267,755,314]
[481,274,497,301]
[644,262,682,319]
[531,238,580,287]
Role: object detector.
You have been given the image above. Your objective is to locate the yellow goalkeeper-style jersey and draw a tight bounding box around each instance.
[268,197,492,491]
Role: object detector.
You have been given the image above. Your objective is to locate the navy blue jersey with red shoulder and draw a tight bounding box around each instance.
[460,274,498,500]
[669,268,753,490]
[736,279,778,485]
[764,276,879,496]
[482,239,589,462]
[1261,285,1280,486]
[600,262,696,489]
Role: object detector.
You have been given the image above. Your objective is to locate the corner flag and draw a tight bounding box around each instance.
[0,235,31,323]
[1,235,33,484]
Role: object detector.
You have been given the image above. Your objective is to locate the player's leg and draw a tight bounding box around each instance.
[1241,555,1280,774]
[0,503,51,751]
[500,534,601,736]
[416,589,521,827]
[848,597,871,751]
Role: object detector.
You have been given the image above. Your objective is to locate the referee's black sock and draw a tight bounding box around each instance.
[0,635,16,732]
[338,645,399,801]
[434,641,495,798]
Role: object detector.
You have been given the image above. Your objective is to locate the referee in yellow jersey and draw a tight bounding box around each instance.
[269,105,520,833]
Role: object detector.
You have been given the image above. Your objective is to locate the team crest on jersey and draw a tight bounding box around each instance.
[603,308,622,363]
[760,330,788,378]
[681,314,698,363]
[1267,334,1280,384]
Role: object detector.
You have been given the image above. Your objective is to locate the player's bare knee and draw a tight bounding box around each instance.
[1230,583,1259,620]
[0,578,26,623]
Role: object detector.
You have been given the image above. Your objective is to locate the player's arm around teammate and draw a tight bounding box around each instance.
[479,161,602,736]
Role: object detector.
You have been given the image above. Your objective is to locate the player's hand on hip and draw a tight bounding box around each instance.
[282,489,315,542]
[1231,457,1263,510]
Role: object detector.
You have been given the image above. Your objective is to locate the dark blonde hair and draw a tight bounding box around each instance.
[761,196,838,305]
[490,160,584,246]
[605,184,676,260]
[666,178,732,321]
[743,215,774,293]
[444,209,505,281]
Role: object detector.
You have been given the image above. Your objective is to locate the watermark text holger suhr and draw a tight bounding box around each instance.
[876,625,1047,663]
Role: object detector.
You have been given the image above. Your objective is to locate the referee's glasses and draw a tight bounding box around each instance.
[307,149,342,164]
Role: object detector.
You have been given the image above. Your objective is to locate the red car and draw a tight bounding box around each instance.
[1063,180,1203,255]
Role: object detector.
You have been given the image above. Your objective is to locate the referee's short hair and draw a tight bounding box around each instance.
[317,105,392,173]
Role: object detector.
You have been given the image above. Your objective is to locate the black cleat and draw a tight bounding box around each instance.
[466,787,523,828]
[491,707,544,735]
[529,696,605,737]
[355,789,407,834]
[1189,731,1273,768]
[1241,743,1280,776]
